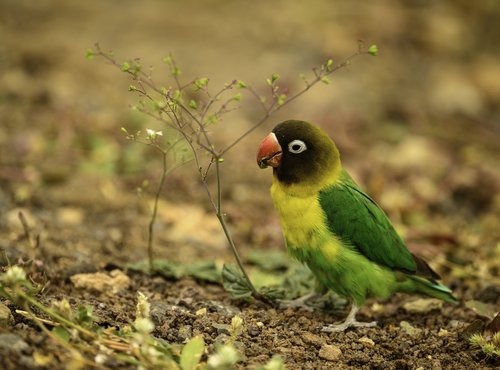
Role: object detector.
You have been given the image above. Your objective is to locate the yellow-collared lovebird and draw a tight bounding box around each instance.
[257,120,457,332]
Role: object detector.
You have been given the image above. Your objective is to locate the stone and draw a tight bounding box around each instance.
[0,302,14,328]
[301,331,323,346]
[400,321,422,336]
[70,269,130,294]
[318,344,342,361]
[403,299,443,314]
[358,336,375,347]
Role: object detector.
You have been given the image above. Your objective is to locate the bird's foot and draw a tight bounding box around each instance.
[321,303,377,332]
[321,319,377,332]
[277,292,319,312]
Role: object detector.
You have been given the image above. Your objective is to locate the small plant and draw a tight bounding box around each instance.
[88,42,377,301]
[469,332,500,358]
[0,265,286,368]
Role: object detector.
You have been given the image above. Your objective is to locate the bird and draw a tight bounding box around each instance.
[256,120,457,332]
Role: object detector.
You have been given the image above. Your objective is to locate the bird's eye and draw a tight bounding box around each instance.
[288,140,307,154]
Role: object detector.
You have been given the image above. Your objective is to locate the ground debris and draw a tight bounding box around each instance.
[70,269,130,294]
[400,320,423,336]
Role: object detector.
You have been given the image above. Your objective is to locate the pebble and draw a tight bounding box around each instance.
[318,344,342,361]
[70,269,130,294]
[403,299,443,314]
[358,336,375,347]
[0,302,14,328]
[438,328,449,336]
[195,308,207,316]
[247,324,261,337]
[301,332,323,346]
[178,325,193,341]
[400,321,422,336]
[212,323,231,335]
[149,302,173,326]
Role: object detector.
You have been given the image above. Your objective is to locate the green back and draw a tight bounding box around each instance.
[318,170,417,273]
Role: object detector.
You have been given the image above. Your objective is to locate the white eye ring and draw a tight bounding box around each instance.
[288,139,307,154]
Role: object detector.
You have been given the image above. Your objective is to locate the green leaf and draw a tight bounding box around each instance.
[180,335,205,370]
[325,58,334,71]
[75,305,95,327]
[131,63,142,77]
[121,62,130,72]
[321,76,331,85]
[233,92,242,102]
[172,90,182,100]
[52,326,70,342]
[172,66,182,77]
[277,94,286,105]
[222,264,253,300]
[189,100,198,109]
[162,55,173,65]
[85,49,95,60]
[236,80,247,88]
[368,44,378,56]
[271,73,280,83]
[206,115,218,125]
[194,78,209,91]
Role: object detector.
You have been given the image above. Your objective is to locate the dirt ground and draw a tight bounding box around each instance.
[1,1,499,369]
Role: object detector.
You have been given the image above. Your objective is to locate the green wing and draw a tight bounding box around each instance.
[318,170,417,273]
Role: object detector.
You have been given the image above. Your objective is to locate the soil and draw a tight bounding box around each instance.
[1,1,499,369]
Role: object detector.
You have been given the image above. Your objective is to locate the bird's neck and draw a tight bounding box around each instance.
[272,162,342,198]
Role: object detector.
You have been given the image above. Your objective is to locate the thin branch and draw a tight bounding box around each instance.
[220,49,368,155]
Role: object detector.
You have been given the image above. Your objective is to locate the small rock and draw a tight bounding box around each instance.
[195,308,207,316]
[70,269,130,294]
[178,325,193,341]
[438,328,449,336]
[358,336,375,347]
[0,302,14,328]
[297,316,312,326]
[318,344,342,361]
[207,301,241,317]
[301,331,323,346]
[400,321,422,336]
[247,324,261,337]
[150,302,173,326]
[212,323,231,335]
[403,298,443,314]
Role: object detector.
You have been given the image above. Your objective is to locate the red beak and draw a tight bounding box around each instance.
[257,133,282,169]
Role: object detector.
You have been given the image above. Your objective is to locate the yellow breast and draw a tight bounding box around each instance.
[270,178,340,260]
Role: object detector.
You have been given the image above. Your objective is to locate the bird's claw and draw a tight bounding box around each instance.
[277,292,319,312]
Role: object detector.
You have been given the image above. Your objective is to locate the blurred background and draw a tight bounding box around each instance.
[0,0,499,273]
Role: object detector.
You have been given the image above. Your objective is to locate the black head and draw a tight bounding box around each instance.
[257,120,340,185]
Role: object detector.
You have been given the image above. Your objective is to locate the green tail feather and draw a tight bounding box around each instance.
[407,276,458,304]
